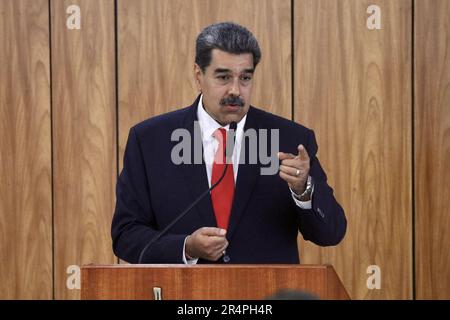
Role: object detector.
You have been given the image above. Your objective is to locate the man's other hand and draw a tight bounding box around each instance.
[185,227,228,261]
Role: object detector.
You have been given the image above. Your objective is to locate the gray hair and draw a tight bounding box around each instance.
[195,22,261,72]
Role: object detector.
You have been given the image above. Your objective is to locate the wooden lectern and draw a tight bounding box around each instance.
[81,264,349,300]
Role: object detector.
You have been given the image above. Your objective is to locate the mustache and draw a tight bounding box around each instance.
[219,96,245,107]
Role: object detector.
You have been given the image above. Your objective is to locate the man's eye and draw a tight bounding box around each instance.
[218,75,230,80]
[241,76,252,81]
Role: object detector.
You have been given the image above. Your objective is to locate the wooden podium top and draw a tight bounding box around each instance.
[81,264,349,300]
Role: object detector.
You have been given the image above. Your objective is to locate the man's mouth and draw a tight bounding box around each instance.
[223,105,240,113]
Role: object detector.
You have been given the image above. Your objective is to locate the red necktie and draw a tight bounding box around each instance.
[211,128,235,230]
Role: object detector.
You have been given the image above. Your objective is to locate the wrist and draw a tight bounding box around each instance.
[292,184,306,196]
[293,175,313,201]
[185,236,197,260]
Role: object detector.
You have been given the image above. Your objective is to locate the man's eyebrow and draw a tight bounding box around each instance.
[214,68,231,74]
[213,68,255,74]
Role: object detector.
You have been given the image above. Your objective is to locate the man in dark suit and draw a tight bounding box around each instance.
[112,22,346,264]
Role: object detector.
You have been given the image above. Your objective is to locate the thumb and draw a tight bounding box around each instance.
[298,144,310,160]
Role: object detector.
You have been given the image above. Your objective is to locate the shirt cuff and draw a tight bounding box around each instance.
[290,185,314,210]
[182,236,199,265]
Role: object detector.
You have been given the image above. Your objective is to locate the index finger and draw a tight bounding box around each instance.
[278,152,296,161]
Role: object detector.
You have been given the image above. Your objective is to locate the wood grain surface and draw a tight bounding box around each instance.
[51,0,116,299]
[414,0,450,300]
[0,0,52,299]
[294,0,413,299]
[81,264,349,300]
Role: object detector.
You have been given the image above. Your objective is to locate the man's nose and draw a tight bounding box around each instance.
[228,78,240,96]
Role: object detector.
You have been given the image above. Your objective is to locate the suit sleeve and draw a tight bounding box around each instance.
[295,129,347,246]
[111,127,187,263]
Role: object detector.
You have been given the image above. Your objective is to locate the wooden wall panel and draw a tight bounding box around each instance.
[118,0,292,170]
[1,0,449,300]
[295,0,412,299]
[51,0,116,299]
[0,0,52,299]
[415,0,450,300]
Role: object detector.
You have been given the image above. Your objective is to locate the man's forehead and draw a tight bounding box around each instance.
[209,49,254,71]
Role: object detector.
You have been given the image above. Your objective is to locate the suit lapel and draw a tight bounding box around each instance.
[227,107,261,240]
[178,96,217,227]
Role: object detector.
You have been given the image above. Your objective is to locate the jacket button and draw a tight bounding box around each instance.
[223,255,230,263]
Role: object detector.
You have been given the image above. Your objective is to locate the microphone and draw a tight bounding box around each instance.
[137,121,238,263]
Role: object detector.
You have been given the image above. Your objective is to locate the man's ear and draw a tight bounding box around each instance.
[193,63,203,92]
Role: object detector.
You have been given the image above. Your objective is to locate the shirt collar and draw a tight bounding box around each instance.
[197,94,247,141]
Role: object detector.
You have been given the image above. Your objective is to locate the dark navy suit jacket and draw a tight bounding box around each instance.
[112,96,347,264]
